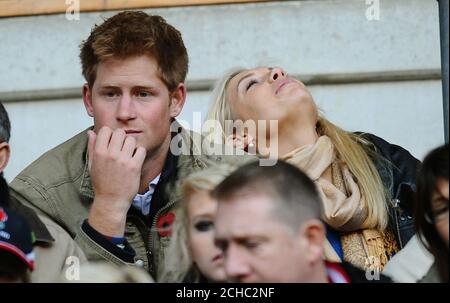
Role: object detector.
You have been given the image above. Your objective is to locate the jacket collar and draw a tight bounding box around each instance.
[9,197,55,244]
[80,126,94,200]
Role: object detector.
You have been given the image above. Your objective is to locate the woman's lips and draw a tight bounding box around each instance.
[275,79,293,95]
[212,254,224,263]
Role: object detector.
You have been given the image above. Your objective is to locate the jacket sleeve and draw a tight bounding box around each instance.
[8,185,90,282]
[31,214,88,282]
[360,133,420,213]
[9,175,62,224]
[78,220,136,264]
[9,177,138,268]
[385,141,420,193]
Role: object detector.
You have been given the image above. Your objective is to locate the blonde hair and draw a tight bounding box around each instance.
[158,164,237,282]
[204,68,389,231]
[205,68,245,143]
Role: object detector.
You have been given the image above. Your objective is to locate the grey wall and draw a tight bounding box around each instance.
[1,0,445,181]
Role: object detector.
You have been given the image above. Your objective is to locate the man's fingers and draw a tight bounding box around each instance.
[133,146,147,168]
[95,126,113,153]
[122,136,137,157]
[109,128,127,155]
[89,127,145,175]
[87,130,96,171]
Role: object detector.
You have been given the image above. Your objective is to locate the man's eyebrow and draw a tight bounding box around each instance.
[99,85,120,89]
[133,85,155,90]
[236,235,266,242]
[98,85,155,90]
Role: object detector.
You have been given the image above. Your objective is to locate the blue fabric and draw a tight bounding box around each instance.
[326,225,343,260]
[132,174,161,216]
[109,236,125,245]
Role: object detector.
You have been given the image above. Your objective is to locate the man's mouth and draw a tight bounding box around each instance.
[124,130,142,135]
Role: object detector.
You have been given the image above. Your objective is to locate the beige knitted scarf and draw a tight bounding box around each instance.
[281,136,398,271]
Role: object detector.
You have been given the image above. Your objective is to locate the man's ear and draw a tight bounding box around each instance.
[297,219,326,266]
[0,142,11,174]
[169,83,186,118]
[82,84,94,117]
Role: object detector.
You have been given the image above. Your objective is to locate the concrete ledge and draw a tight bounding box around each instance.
[1,69,441,102]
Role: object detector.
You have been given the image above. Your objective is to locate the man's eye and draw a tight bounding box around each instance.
[194,221,213,232]
[137,91,151,98]
[105,92,119,98]
[244,241,259,250]
[246,80,257,91]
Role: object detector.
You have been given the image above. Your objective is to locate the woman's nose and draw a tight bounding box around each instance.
[269,67,286,82]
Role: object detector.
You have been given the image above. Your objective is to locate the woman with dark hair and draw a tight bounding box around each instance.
[415,143,448,283]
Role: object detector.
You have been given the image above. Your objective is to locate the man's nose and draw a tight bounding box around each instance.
[269,67,286,83]
[116,94,137,122]
[224,246,251,282]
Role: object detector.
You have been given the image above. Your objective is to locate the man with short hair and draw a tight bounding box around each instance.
[1,101,87,282]
[9,11,249,281]
[0,109,34,283]
[213,161,391,283]
[0,102,11,177]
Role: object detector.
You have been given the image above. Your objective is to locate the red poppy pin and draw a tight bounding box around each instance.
[156,212,175,237]
[0,208,8,223]
[0,208,8,230]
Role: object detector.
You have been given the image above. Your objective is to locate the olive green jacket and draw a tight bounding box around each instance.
[9,122,253,281]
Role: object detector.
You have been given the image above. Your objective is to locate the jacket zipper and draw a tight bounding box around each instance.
[390,198,404,249]
[147,199,178,276]
[125,215,153,272]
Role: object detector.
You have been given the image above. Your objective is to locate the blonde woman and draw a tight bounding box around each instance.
[159,164,236,282]
[205,66,420,272]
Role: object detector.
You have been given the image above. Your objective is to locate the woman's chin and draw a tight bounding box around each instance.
[210,270,227,283]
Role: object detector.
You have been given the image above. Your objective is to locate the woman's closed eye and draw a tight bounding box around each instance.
[194,220,214,232]
[246,79,258,91]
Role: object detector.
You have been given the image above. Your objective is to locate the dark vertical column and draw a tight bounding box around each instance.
[438,0,449,143]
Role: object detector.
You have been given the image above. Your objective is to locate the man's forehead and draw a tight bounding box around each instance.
[215,221,267,241]
[215,195,275,236]
[218,193,272,210]
[96,55,160,75]
[94,68,164,89]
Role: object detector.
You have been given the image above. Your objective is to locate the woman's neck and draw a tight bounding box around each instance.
[271,123,319,158]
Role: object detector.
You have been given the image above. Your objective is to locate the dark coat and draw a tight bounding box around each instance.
[360,133,420,248]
